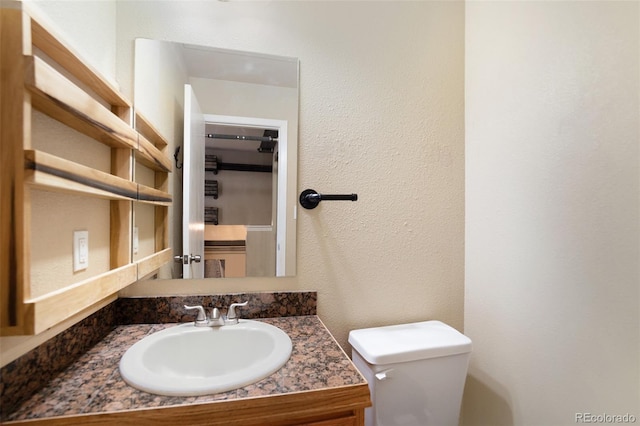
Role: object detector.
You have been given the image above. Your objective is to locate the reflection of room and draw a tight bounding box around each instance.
[132,39,298,278]
[203,124,278,278]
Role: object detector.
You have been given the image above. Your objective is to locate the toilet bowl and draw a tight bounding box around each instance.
[349,320,472,426]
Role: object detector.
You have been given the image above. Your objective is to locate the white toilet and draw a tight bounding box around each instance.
[348,320,472,426]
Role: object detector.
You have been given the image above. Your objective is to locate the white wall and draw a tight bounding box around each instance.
[25,0,117,87]
[115,1,466,349]
[464,2,639,424]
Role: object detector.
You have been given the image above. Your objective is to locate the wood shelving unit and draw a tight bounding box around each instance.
[1,3,172,335]
[134,112,173,279]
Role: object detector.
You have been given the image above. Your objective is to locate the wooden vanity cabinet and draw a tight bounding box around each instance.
[5,385,369,425]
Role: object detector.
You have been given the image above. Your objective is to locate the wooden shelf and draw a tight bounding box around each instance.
[25,265,138,335]
[25,55,138,151]
[136,133,172,172]
[137,185,172,205]
[28,7,129,108]
[25,150,139,201]
[25,55,172,174]
[134,112,172,270]
[1,4,173,336]
[134,112,171,173]
[25,150,172,205]
[135,113,168,148]
[136,248,173,280]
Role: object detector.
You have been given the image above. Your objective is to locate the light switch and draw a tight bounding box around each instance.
[73,230,89,272]
[133,227,139,255]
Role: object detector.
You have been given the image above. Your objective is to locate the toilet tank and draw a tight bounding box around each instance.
[349,321,472,426]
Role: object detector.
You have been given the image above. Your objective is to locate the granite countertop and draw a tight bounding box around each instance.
[6,316,367,423]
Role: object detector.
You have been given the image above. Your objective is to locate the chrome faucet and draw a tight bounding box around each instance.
[184,301,248,327]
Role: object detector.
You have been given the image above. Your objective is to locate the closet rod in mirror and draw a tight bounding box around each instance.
[206,133,277,142]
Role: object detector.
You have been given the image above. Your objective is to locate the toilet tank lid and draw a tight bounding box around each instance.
[348,320,472,365]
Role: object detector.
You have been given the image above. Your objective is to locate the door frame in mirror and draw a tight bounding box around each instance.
[203,114,290,276]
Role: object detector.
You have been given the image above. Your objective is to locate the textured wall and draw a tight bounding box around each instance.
[3,1,464,365]
[464,1,639,424]
[115,0,466,349]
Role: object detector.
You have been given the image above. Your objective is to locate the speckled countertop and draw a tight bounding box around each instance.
[6,316,367,423]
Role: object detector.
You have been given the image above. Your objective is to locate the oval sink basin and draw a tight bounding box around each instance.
[119,320,292,396]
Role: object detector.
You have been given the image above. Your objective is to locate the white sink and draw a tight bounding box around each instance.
[119,320,292,396]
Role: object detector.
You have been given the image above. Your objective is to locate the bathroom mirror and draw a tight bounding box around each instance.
[133,39,298,279]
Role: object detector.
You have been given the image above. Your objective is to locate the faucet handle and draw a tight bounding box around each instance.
[226,301,248,324]
[184,305,207,324]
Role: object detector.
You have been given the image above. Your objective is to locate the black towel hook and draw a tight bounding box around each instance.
[174,146,183,169]
[299,189,358,210]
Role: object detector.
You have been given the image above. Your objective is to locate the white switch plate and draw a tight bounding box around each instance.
[73,230,89,272]
[133,227,139,255]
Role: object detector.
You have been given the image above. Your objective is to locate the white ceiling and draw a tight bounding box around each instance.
[180,42,298,89]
